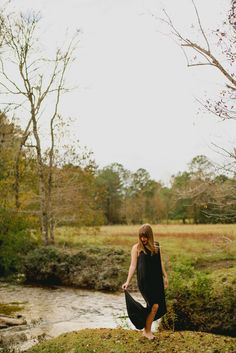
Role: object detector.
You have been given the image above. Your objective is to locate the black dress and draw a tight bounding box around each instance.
[125,242,167,329]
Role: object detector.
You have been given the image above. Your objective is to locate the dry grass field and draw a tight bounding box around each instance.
[55,224,236,267]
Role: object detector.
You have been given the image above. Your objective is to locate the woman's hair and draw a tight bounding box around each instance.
[137,224,157,255]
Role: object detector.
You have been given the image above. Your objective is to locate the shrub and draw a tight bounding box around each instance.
[23,246,66,284]
[23,246,128,291]
[163,263,236,336]
[0,208,37,276]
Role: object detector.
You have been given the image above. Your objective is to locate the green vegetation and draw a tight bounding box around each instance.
[26,328,235,353]
[23,246,128,291]
[91,159,236,225]
[0,302,23,316]
[0,208,37,276]
[163,266,236,336]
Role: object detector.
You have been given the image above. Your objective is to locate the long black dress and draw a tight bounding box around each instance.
[125,242,167,329]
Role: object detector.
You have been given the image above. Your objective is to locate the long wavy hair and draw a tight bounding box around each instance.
[137,224,157,255]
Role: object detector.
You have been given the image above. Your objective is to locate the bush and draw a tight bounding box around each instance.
[163,262,236,336]
[0,209,37,276]
[23,246,128,291]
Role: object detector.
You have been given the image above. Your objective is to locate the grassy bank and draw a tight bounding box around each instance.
[26,328,235,353]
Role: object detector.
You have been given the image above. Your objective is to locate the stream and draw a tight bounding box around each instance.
[0,283,145,352]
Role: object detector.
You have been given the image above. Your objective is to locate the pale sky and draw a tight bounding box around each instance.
[5,0,236,183]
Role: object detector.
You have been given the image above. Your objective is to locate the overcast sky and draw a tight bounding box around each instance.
[7,0,235,183]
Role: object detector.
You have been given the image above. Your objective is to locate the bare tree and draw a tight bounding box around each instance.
[0,12,78,244]
[159,0,236,121]
[159,0,236,221]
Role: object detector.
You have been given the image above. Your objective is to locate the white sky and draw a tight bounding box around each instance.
[6,0,236,183]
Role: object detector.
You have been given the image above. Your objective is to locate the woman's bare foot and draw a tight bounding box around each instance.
[142,329,155,340]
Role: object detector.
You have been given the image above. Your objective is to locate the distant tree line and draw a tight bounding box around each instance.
[1,113,235,234]
[94,155,236,225]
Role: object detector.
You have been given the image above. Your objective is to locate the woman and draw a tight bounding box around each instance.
[122,224,168,340]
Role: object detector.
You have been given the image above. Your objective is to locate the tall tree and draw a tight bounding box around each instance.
[0,12,78,244]
[121,168,164,224]
[171,172,192,224]
[96,165,123,224]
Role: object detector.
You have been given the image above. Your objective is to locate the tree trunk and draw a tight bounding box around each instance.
[31,110,49,245]
[49,214,55,244]
[14,119,32,210]
[14,151,20,210]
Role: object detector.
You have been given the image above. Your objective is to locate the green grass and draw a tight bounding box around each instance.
[26,328,236,353]
[55,224,236,270]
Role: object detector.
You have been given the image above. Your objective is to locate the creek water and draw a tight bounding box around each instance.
[0,283,145,351]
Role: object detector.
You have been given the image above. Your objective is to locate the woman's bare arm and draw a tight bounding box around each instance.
[122,244,138,290]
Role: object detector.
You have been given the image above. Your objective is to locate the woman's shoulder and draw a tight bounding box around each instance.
[132,243,139,250]
[131,243,139,253]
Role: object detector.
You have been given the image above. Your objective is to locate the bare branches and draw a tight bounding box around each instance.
[0,10,79,243]
[0,58,26,95]
[159,0,236,124]
[1,11,78,118]
[191,0,210,52]
[162,5,236,88]
[195,96,236,121]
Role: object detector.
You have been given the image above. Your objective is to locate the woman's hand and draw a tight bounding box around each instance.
[164,276,168,289]
[122,281,129,290]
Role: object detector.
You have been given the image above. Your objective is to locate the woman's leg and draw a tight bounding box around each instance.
[143,304,159,339]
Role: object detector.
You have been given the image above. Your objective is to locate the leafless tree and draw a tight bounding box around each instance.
[159,0,235,117]
[158,0,236,220]
[0,11,79,244]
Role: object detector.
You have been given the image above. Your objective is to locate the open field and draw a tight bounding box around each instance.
[55,224,236,270]
[94,224,236,237]
[56,223,236,241]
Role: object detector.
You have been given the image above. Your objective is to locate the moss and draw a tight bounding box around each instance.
[0,302,23,315]
[26,328,235,353]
